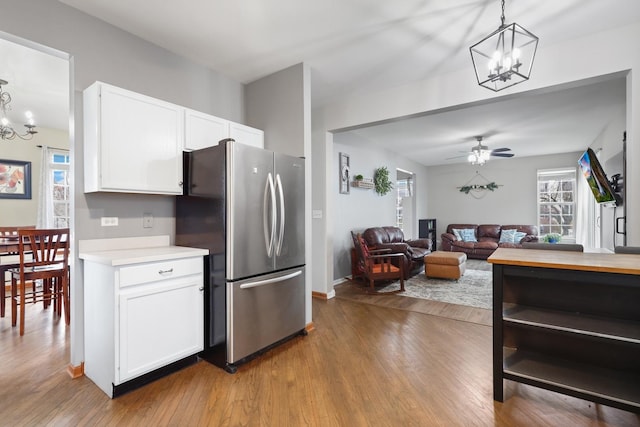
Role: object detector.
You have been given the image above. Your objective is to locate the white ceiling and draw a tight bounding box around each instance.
[0,37,68,133]
[341,77,627,165]
[3,1,639,163]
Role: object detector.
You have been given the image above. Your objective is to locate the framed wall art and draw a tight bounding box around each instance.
[0,159,32,199]
[339,152,350,194]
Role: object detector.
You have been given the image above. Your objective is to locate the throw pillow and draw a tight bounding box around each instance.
[452,228,463,240]
[499,229,517,243]
[459,228,477,242]
[514,231,527,243]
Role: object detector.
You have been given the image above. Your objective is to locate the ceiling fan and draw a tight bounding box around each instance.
[449,136,514,165]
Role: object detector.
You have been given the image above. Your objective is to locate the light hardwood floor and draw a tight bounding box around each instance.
[1,294,639,426]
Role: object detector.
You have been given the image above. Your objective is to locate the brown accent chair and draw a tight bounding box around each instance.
[441,224,538,260]
[361,226,431,278]
[351,231,404,294]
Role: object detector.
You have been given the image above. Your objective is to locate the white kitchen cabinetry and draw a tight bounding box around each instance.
[80,237,207,398]
[229,121,264,149]
[184,110,264,151]
[83,82,184,195]
[184,108,230,150]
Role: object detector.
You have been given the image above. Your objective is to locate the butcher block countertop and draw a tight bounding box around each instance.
[79,235,208,266]
[488,247,640,276]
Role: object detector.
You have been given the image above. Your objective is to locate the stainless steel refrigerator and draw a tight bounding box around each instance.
[176,139,306,373]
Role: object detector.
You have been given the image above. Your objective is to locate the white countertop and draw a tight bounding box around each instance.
[78,235,208,266]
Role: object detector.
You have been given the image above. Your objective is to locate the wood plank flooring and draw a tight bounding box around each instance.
[1,295,639,426]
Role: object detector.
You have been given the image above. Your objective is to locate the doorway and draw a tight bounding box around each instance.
[396,168,415,239]
[0,32,72,348]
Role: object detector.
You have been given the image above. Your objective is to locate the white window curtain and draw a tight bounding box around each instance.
[576,161,599,248]
[36,145,54,229]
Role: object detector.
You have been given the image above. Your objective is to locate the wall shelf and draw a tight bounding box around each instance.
[352,179,374,189]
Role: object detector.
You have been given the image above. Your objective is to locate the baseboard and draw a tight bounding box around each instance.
[305,322,315,333]
[67,362,84,379]
[312,289,336,300]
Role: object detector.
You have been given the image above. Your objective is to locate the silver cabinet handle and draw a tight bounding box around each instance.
[158,268,174,275]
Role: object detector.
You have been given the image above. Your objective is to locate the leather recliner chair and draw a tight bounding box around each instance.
[361,226,432,278]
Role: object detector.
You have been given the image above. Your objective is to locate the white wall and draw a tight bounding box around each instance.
[311,21,640,297]
[332,132,428,280]
[0,128,69,226]
[427,152,581,243]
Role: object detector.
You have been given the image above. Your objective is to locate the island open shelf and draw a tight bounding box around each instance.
[489,248,640,414]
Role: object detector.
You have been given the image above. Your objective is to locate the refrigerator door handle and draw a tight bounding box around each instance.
[239,270,303,289]
[275,173,285,256]
[263,173,277,257]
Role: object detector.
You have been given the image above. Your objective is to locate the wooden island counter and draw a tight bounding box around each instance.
[488,248,640,413]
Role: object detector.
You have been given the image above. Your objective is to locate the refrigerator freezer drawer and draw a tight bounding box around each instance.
[227,267,305,364]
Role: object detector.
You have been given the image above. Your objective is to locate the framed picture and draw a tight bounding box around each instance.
[0,159,32,199]
[339,152,350,194]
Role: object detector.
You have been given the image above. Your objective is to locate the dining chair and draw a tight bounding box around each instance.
[1,226,36,318]
[9,228,70,336]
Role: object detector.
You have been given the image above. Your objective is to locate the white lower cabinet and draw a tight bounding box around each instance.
[83,254,204,398]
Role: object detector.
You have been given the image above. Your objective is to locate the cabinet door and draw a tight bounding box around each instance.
[229,121,264,148]
[184,109,230,151]
[96,83,184,194]
[117,276,203,383]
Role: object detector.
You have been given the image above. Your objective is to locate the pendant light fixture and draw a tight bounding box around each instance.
[470,0,539,92]
[0,79,38,140]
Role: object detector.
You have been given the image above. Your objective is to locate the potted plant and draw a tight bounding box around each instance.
[354,174,364,181]
[543,233,562,244]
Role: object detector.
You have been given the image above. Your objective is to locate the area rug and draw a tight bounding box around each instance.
[378,269,492,310]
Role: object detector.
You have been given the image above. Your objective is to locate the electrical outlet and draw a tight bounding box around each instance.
[100,217,118,227]
[143,213,153,228]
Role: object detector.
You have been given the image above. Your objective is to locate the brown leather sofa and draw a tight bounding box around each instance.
[441,224,538,260]
[362,226,432,278]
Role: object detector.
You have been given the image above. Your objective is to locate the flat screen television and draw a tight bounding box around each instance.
[578,148,617,206]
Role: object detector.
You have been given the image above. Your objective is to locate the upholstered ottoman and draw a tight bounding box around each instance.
[424,251,467,280]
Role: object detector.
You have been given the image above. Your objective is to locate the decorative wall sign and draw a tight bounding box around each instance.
[457,171,501,199]
[339,152,350,194]
[0,159,32,199]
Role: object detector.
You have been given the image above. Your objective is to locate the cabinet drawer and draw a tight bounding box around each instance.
[119,257,203,288]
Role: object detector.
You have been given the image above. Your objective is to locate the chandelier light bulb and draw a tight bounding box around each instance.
[468,154,476,163]
[1,117,8,126]
[512,48,521,59]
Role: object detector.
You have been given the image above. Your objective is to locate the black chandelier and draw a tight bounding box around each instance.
[0,79,38,140]
[470,0,539,92]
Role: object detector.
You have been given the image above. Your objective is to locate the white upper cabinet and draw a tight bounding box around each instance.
[229,121,264,149]
[184,109,264,150]
[84,81,264,194]
[184,108,230,150]
[83,82,184,195]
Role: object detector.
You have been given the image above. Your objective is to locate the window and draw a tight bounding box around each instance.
[537,168,576,240]
[49,151,70,228]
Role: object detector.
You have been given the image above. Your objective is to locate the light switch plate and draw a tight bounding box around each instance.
[143,213,153,228]
[101,217,118,227]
